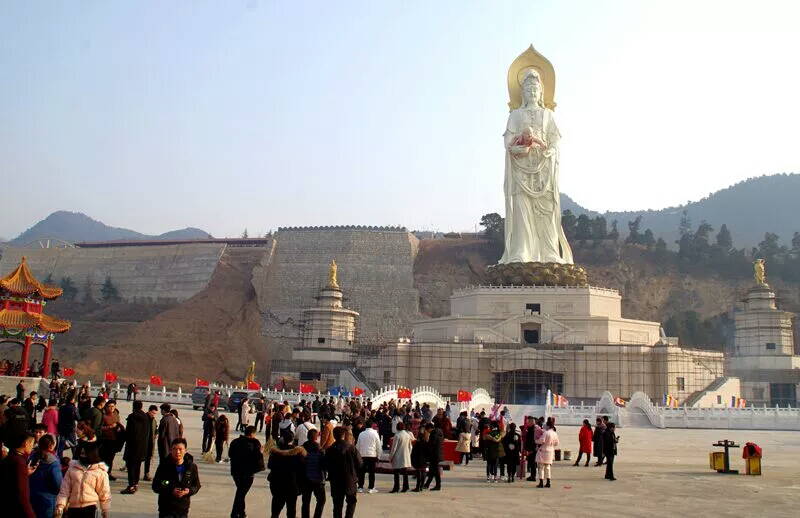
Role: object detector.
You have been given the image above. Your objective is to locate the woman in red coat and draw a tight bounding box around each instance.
[574,419,593,466]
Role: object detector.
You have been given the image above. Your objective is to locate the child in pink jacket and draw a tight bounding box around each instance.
[54,442,111,518]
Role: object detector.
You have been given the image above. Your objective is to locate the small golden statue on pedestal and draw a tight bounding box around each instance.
[327,259,340,289]
[753,259,767,287]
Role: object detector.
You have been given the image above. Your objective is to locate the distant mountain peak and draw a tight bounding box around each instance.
[10,211,212,245]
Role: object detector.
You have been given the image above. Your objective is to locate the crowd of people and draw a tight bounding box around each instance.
[0,359,61,378]
[1,378,620,518]
[0,378,198,518]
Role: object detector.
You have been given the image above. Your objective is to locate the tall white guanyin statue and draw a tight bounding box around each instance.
[499,48,573,266]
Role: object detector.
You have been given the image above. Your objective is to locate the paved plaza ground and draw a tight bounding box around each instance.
[104,402,799,517]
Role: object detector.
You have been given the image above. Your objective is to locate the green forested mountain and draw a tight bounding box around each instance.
[563,173,800,249]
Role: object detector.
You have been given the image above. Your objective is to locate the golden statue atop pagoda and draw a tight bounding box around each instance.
[327,259,340,290]
[754,259,767,287]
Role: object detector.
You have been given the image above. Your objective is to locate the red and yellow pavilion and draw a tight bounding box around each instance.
[0,257,71,377]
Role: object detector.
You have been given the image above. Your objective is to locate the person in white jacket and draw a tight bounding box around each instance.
[355,420,381,493]
[535,419,560,488]
[389,422,413,493]
[241,399,252,429]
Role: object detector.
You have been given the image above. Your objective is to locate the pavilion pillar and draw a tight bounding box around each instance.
[20,336,32,377]
[42,338,53,378]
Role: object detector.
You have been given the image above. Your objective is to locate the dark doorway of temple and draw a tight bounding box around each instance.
[493,368,563,405]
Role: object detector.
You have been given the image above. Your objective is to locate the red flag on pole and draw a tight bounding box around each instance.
[196,378,210,387]
[150,375,163,386]
[104,371,117,383]
[62,367,75,377]
[457,390,472,402]
[353,387,365,397]
[299,383,314,394]
[397,387,412,399]
[247,381,261,390]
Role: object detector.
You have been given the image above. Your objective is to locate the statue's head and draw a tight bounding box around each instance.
[521,69,544,108]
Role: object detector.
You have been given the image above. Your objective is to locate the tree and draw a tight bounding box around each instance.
[608,220,619,242]
[575,214,593,240]
[591,216,608,240]
[43,273,54,285]
[241,228,249,239]
[561,210,577,240]
[716,224,733,250]
[791,232,800,256]
[642,229,656,249]
[757,232,782,260]
[479,213,504,243]
[100,276,121,302]
[59,277,78,301]
[678,210,692,237]
[625,216,643,244]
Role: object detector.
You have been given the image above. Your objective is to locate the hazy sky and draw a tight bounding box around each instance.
[2,1,799,239]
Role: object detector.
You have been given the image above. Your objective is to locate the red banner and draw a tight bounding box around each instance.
[457,390,472,402]
[397,387,412,399]
[62,367,75,377]
[150,375,163,386]
[247,381,261,390]
[104,371,117,383]
[353,387,365,397]
[196,378,210,387]
[299,383,315,394]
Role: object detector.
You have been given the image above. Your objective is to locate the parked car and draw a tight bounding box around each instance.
[191,386,210,410]
[227,391,249,413]
[191,386,230,410]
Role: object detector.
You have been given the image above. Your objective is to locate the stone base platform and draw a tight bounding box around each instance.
[485,261,588,286]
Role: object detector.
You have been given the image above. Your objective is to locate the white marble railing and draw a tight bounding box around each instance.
[369,385,451,409]
[454,284,619,295]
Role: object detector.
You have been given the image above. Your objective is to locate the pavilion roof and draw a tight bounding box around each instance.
[0,309,72,333]
[0,257,63,299]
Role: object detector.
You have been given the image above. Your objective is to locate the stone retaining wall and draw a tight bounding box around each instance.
[0,244,226,303]
[255,228,421,359]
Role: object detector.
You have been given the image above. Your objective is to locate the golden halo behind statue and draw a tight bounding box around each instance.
[507,45,556,111]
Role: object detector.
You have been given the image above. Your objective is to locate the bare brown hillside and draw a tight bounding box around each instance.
[70,247,269,385]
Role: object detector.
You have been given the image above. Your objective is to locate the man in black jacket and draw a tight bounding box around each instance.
[423,423,443,491]
[325,427,361,518]
[152,438,201,518]
[300,429,326,518]
[201,405,217,454]
[268,431,303,518]
[523,416,538,481]
[603,422,618,481]
[122,400,152,494]
[228,425,264,518]
[3,399,29,445]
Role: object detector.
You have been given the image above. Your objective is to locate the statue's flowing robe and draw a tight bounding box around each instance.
[499,106,573,265]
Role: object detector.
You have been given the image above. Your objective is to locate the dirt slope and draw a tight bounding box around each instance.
[72,247,269,385]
